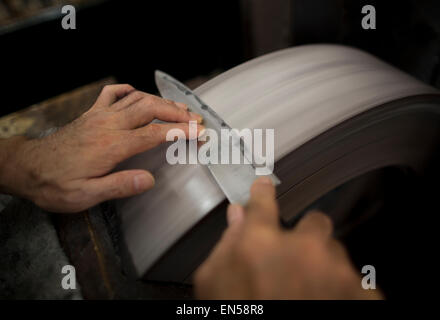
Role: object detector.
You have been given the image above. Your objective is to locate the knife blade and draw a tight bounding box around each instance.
[155,70,280,205]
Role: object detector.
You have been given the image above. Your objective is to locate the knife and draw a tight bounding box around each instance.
[155,70,280,205]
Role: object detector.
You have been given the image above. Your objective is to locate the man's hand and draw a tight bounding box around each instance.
[0,84,203,213]
[194,177,383,300]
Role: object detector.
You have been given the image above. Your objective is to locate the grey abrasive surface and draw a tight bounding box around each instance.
[0,194,82,299]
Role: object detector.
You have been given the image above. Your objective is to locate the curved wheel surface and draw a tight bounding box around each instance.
[115,45,440,280]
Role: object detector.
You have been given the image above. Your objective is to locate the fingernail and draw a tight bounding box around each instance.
[176,102,188,110]
[190,112,203,123]
[198,125,206,138]
[227,204,244,226]
[255,176,273,185]
[134,173,154,192]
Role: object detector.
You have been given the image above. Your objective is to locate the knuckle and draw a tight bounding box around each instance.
[312,212,333,228]
[163,98,174,105]
[141,94,157,107]
[145,123,163,138]
[168,104,187,118]
[129,90,146,101]
[101,84,113,94]
[310,211,333,227]
[317,211,332,224]
[179,108,190,119]
[122,83,134,91]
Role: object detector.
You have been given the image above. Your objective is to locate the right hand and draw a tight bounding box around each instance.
[194,177,383,299]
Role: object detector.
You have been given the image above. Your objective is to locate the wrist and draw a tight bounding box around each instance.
[0,136,36,201]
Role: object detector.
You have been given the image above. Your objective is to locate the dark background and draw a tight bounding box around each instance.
[1,0,440,116]
[0,0,244,116]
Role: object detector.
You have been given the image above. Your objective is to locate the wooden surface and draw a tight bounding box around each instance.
[0,77,115,139]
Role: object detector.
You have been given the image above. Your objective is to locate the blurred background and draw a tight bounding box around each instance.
[1,0,439,116]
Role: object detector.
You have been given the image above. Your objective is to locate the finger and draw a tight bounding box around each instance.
[111,90,146,111]
[122,122,205,158]
[175,102,189,110]
[111,93,187,112]
[119,96,202,129]
[245,177,279,227]
[227,204,245,227]
[223,204,246,241]
[294,211,333,239]
[86,169,155,203]
[198,206,245,275]
[161,99,188,110]
[95,84,135,108]
[166,100,189,110]
[327,238,351,261]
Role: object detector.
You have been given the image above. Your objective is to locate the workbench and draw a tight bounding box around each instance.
[0,78,193,299]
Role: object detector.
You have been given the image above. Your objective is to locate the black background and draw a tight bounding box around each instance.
[0,0,244,116]
[2,0,440,116]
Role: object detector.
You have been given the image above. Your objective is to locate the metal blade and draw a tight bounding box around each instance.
[155,70,280,205]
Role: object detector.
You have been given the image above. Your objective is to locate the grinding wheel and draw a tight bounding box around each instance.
[114,44,440,282]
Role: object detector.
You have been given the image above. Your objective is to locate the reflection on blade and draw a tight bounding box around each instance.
[155,70,280,205]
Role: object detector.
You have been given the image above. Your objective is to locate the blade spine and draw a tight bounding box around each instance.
[156,70,232,132]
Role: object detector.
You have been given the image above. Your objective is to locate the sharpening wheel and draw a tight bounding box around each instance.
[114,44,440,282]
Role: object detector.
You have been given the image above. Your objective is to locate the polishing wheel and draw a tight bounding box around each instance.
[114,45,440,284]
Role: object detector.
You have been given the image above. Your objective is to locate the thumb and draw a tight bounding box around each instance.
[227,204,245,227]
[87,169,155,202]
[222,204,245,242]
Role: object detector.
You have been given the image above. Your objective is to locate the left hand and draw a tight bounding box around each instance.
[0,84,203,213]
